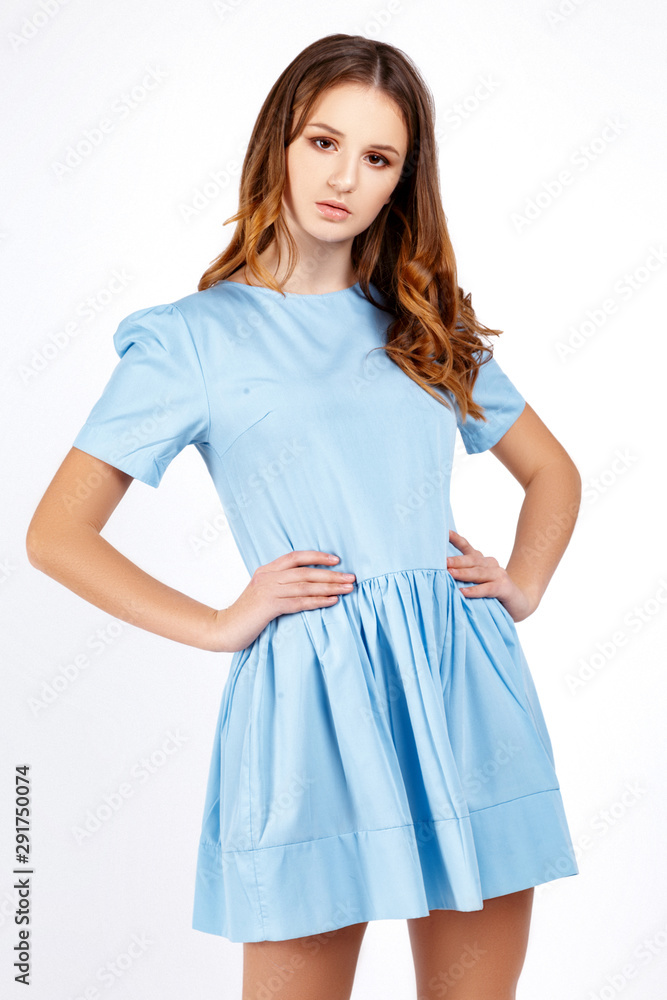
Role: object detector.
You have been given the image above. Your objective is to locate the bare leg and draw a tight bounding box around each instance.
[242,920,369,1000]
[407,888,534,999]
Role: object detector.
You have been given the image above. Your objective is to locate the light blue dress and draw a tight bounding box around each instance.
[72,279,579,943]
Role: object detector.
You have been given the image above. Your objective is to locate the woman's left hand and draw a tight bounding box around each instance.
[447,530,537,623]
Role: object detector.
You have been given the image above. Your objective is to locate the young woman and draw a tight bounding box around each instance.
[26,34,580,1000]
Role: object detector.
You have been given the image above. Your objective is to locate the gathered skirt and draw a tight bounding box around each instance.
[191,566,579,942]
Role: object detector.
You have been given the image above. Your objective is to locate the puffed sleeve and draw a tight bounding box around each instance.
[454,349,526,454]
[71,303,210,488]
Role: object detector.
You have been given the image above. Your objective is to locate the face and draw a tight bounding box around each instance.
[282,82,408,248]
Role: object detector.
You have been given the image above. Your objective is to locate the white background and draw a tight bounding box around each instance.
[2,1,666,997]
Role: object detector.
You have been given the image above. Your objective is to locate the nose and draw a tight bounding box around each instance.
[328,156,357,193]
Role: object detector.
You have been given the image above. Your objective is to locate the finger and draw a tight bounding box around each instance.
[448,530,478,555]
[276,573,356,595]
[278,584,355,600]
[459,583,498,598]
[275,594,343,613]
[278,566,356,585]
[446,555,477,567]
[269,550,341,570]
[448,529,469,545]
[448,549,484,565]
[448,566,498,582]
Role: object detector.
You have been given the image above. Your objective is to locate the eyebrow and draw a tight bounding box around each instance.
[304,121,401,157]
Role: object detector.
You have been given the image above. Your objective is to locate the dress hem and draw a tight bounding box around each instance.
[191,787,579,943]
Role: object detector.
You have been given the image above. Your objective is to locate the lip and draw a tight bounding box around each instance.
[316,200,351,214]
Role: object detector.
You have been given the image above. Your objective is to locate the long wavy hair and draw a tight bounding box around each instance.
[198,33,505,424]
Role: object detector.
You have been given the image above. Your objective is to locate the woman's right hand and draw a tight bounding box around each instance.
[213,550,356,652]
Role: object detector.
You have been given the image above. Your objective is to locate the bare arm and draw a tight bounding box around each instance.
[26,447,356,653]
[448,402,582,621]
[490,402,582,611]
[25,447,224,651]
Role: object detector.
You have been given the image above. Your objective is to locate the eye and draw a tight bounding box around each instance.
[309,138,389,167]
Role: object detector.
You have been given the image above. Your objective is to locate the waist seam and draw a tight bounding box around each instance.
[353,566,450,587]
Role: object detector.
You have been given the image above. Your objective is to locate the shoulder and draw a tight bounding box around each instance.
[170,283,226,321]
[112,301,190,359]
[112,285,232,358]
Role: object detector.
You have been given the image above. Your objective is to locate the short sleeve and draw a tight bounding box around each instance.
[454,350,526,454]
[72,303,210,488]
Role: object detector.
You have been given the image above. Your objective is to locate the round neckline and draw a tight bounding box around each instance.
[219,279,362,299]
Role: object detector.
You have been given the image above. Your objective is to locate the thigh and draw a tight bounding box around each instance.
[242,920,369,1000]
[407,888,534,1000]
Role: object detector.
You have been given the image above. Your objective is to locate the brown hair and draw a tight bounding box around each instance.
[198,33,505,424]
